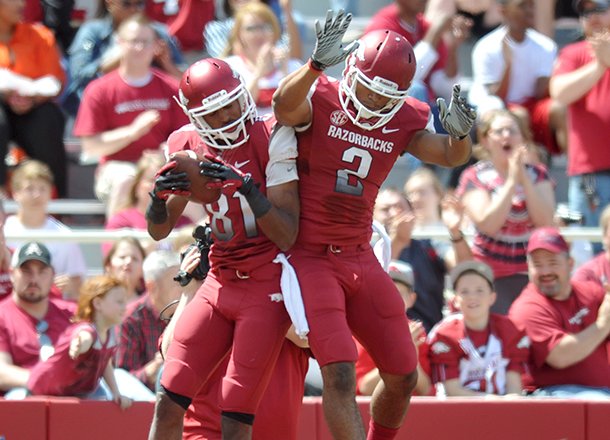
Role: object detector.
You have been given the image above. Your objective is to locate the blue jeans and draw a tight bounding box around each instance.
[569,172,610,254]
[532,384,610,400]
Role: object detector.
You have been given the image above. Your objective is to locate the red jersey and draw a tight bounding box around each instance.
[73,69,188,163]
[0,297,74,370]
[166,118,298,271]
[553,40,610,175]
[27,322,117,396]
[183,341,309,440]
[509,281,610,388]
[364,5,447,92]
[296,76,429,245]
[428,313,529,395]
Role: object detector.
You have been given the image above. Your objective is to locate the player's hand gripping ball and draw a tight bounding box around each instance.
[167,150,222,204]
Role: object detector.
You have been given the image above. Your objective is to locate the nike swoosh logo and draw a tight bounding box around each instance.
[287,166,294,172]
[234,160,250,169]
[381,127,400,134]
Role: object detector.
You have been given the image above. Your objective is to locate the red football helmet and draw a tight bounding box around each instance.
[175,58,256,149]
[339,30,416,130]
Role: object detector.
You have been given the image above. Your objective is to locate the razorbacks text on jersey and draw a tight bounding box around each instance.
[296,76,432,245]
[166,116,298,271]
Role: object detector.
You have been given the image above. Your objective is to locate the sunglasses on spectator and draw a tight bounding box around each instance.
[121,38,155,49]
[36,320,54,361]
[581,6,609,17]
[121,0,145,9]
[488,126,520,137]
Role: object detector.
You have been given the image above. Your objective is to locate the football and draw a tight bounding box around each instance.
[167,150,222,204]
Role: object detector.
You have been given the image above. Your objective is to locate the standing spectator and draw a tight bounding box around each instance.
[469,0,566,155]
[103,237,146,304]
[116,250,181,391]
[5,160,88,301]
[73,14,188,217]
[0,242,74,395]
[364,0,473,103]
[145,0,215,52]
[223,2,302,115]
[550,0,610,230]
[147,58,300,439]
[509,227,610,398]
[456,109,555,314]
[0,0,67,197]
[64,0,184,116]
[356,260,432,397]
[573,204,610,285]
[27,275,132,407]
[273,14,475,438]
[428,260,529,397]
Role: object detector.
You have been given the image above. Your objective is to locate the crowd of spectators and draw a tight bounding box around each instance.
[0,0,609,420]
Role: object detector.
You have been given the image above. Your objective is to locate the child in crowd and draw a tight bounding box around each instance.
[27,276,132,407]
[428,261,530,397]
[355,260,432,397]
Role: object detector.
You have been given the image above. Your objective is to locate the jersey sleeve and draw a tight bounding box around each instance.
[266,123,298,187]
[497,317,530,374]
[428,324,462,383]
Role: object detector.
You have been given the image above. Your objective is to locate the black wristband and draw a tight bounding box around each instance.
[308,57,324,72]
[241,184,272,218]
[173,270,193,287]
[146,192,168,224]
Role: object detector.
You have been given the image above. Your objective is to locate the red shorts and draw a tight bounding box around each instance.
[288,243,417,375]
[161,263,291,414]
[183,341,309,440]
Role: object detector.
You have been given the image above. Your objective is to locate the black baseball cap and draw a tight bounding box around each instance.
[574,0,609,15]
[11,242,52,268]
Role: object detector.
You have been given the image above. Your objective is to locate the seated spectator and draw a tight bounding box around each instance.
[64,0,185,117]
[373,188,471,331]
[104,152,193,254]
[73,14,188,218]
[0,200,13,300]
[204,0,302,60]
[22,0,77,54]
[364,0,473,103]
[0,2,67,197]
[573,205,610,285]
[5,160,88,301]
[223,2,302,116]
[456,109,555,314]
[27,275,133,406]
[509,227,610,398]
[469,0,567,155]
[0,242,74,396]
[429,261,529,397]
[116,250,181,390]
[103,237,146,304]
[356,260,432,397]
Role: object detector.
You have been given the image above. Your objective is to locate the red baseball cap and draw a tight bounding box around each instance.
[527,227,569,254]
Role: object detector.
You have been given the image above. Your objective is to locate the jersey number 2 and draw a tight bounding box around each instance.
[335,147,372,196]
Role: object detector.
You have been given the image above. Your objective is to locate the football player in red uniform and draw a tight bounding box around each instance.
[272,10,476,440]
[146,58,300,440]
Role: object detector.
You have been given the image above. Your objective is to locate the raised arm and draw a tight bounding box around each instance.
[273,9,358,127]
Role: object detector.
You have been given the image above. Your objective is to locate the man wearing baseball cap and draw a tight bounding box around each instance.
[0,242,74,396]
[509,227,610,397]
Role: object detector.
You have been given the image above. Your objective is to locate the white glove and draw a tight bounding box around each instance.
[436,84,477,140]
[310,9,359,71]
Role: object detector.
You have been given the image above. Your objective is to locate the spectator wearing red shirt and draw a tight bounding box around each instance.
[429,261,529,397]
[573,204,610,286]
[550,0,610,231]
[509,227,610,398]
[0,242,74,397]
[73,14,188,218]
[115,250,181,390]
